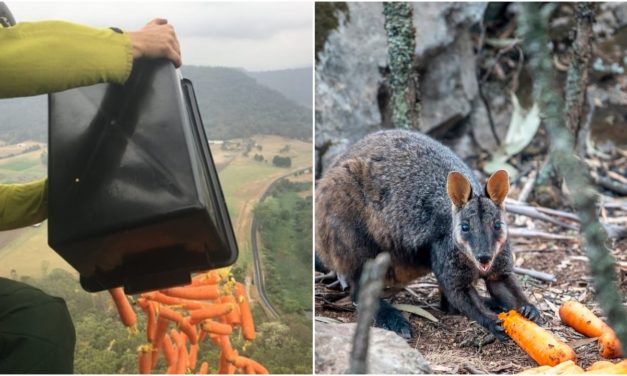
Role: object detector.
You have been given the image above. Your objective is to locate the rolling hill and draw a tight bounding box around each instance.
[247,67,313,109]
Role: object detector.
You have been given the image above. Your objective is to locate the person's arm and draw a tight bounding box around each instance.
[0,178,47,230]
[0,21,132,98]
[0,18,182,99]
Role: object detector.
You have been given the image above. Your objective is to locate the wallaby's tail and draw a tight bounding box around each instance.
[315,253,329,273]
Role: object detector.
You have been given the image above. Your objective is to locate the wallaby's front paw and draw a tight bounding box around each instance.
[374,301,413,339]
[519,304,543,324]
[488,319,509,341]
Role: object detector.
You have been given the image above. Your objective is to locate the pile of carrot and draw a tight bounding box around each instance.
[108,271,269,374]
[518,359,627,374]
[500,300,625,373]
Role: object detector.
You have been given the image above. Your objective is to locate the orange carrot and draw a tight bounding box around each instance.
[109,287,137,329]
[236,283,255,341]
[586,360,615,371]
[153,316,170,348]
[138,299,157,343]
[166,364,176,374]
[172,330,188,374]
[143,291,206,310]
[221,295,241,326]
[188,343,199,371]
[499,310,576,366]
[599,331,624,359]
[181,317,199,345]
[192,271,220,286]
[189,304,234,324]
[559,301,623,359]
[220,335,237,363]
[559,301,612,337]
[157,306,197,345]
[202,319,233,335]
[138,345,153,374]
[197,361,209,374]
[161,286,220,300]
[218,351,232,374]
[249,359,269,374]
[162,334,177,367]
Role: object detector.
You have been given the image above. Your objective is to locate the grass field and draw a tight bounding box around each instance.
[0,147,47,183]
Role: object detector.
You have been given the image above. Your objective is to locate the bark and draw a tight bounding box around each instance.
[519,3,627,352]
[382,2,421,129]
[347,252,391,374]
[564,2,595,158]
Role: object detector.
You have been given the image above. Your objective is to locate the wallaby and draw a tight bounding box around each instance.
[316,129,541,340]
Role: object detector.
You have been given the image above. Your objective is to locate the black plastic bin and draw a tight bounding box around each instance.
[48,60,238,294]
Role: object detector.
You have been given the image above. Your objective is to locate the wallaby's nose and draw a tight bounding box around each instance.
[478,255,490,265]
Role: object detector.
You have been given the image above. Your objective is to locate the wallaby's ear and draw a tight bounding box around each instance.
[447,171,473,208]
[485,169,509,206]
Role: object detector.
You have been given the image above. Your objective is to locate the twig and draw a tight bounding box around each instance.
[508,228,577,240]
[507,204,579,230]
[348,253,391,374]
[517,169,537,203]
[513,266,556,283]
[463,362,490,375]
[591,171,627,195]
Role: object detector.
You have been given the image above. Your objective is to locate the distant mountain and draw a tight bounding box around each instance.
[0,66,312,143]
[247,67,313,109]
[182,66,311,140]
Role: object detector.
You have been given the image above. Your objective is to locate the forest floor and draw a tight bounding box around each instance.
[315,206,627,374]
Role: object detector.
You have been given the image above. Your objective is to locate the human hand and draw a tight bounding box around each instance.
[127,18,182,67]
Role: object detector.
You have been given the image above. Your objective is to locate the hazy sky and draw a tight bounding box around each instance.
[7,1,313,71]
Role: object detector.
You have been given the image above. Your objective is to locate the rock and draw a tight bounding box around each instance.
[315,322,432,374]
[315,2,488,175]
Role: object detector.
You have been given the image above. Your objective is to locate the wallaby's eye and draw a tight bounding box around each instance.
[461,223,470,233]
[494,221,502,231]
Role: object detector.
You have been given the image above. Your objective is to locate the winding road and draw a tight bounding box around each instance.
[249,166,312,320]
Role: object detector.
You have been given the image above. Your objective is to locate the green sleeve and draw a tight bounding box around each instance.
[0,20,133,98]
[0,178,48,230]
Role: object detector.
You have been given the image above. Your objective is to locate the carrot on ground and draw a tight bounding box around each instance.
[499,310,576,366]
[161,286,220,300]
[109,287,137,330]
[236,283,255,341]
[559,301,623,359]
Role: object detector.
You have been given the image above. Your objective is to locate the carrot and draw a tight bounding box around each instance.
[188,343,199,371]
[197,361,209,374]
[559,301,623,359]
[192,271,220,286]
[189,304,234,324]
[599,331,624,359]
[249,359,269,374]
[559,301,611,337]
[172,330,188,374]
[218,351,232,374]
[585,360,627,374]
[161,285,220,300]
[153,316,170,348]
[138,299,157,343]
[162,334,177,367]
[138,345,153,374]
[221,295,241,326]
[244,363,255,374]
[519,365,552,374]
[157,306,198,345]
[499,310,576,366]
[236,283,255,341]
[143,291,207,310]
[181,317,199,345]
[166,364,177,374]
[220,335,237,363]
[109,287,137,330]
[586,360,615,371]
[202,319,233,335]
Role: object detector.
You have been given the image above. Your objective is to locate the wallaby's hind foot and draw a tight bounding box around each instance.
[373,299,412,339]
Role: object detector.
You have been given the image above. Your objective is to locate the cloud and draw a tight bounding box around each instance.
[6,1,313,70]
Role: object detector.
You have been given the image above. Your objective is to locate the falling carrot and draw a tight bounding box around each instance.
[218,351,232,374]
[221,295,241,326]
[197,361,209,374]
[161,286,220,300]
[192,271,220,286]
[172,330,189,374]
[236,283,255,341]
[162,334,177,367]
[188,343,199,371]
[559,301,623,359]
[109,287,137,330]
[189,304,234,324]
[138,345,153,374]
[499,310,576,366]
[202,319,233,336]
[138,299,157,343]
[248,358,270,374]
[219,335,237,363]
[143,291,206,310]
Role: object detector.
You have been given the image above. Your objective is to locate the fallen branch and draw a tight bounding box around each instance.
[507,204,579,230]
[517,169,538,203]
[508,228,577,240]
[513,266,556,283]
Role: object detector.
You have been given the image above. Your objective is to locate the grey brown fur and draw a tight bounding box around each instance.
[316,129,540,339]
